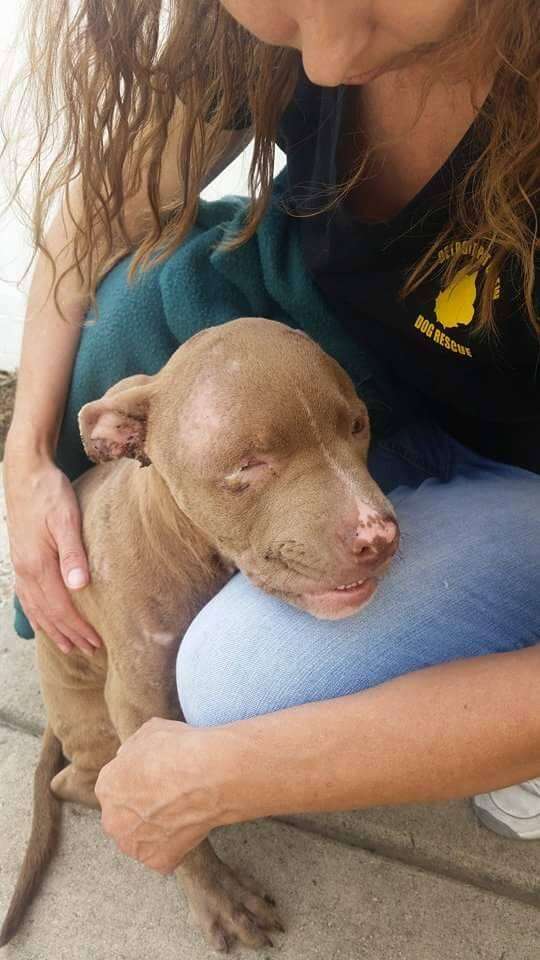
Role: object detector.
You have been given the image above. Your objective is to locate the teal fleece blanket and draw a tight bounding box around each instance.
[14,172,408,639]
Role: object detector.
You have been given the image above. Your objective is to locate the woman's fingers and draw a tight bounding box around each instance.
[16,559,101,653]
[37,575,101,653]
[16,581,73,652]
[49,496,91,591]
[40,555,102,649]
[4,454,103,655]
[96,720,213,873]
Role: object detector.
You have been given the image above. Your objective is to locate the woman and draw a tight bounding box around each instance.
[3,0,540,875]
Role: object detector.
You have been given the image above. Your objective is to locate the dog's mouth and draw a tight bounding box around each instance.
[244,552,394,620]
[257,575,379,620]
[300,577,378,618]
[324,577,369,593]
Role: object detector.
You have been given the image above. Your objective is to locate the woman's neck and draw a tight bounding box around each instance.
[339,65,494,223]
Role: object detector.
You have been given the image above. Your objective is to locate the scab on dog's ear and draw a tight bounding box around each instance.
[78,375,154,466]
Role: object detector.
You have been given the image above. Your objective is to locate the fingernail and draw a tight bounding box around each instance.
[67,568,86,589]
[88,636,102,648]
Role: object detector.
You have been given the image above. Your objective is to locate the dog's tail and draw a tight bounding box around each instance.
[0,725,64,947]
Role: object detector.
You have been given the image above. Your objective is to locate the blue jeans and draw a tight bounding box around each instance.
[177,419,540,726]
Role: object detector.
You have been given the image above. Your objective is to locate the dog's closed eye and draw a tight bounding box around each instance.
[221,458,270,493]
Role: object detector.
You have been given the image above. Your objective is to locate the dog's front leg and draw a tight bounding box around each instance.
[104,661,283,951]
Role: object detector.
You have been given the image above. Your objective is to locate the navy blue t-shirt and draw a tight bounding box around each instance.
[276,70,540,474]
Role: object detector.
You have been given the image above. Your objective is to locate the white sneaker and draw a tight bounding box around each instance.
[473,779,540,839]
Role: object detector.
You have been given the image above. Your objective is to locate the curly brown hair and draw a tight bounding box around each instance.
[1,0,538,335]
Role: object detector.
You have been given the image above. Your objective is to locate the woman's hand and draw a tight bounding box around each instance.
[95,718,224,874]
[3,440,102,654]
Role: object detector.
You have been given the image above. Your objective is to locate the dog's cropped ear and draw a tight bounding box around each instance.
[78,374,155,466]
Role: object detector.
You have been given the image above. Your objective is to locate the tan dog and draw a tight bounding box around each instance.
[1,318,399,951]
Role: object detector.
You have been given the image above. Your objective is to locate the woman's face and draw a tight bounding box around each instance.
[219,0,469,86]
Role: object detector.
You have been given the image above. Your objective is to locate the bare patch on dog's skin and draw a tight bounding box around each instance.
[92,555,111,583]
[143,629,177,647]
[177,375,229,457]
[355,499,397,540]
[226,358,242,373]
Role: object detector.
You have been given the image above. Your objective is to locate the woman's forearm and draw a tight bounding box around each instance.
[213,645,540,825]
[6,197,88,458]
[95,645,540,874]
[7,180,137,459]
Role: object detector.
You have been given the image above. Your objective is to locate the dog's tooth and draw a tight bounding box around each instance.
[335,578,366,592]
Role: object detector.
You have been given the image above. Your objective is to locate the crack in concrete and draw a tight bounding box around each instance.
[275,816,540,913]
[0,712,44,740]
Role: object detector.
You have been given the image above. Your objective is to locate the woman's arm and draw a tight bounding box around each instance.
[96,644,540,874]
[4,107,252,653]
[7,104,252,454]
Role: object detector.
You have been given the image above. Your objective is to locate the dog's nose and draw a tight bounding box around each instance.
[351,517,399,562]
[349,511,399,564]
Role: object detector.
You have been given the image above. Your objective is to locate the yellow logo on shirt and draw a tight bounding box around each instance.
[413,240,500,357]
[434,268,479,330]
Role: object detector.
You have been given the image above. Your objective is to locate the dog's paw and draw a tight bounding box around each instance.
[51,764,101,809]
[184,859,284,952]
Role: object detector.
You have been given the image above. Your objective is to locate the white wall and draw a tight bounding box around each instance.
[0,1,284,370]
[0,1,33,369]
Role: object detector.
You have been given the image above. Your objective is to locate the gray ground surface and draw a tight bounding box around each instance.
[1,475,539,959]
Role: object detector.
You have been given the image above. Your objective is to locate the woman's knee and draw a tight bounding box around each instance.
[176,573,394,728]
[177,462,540,729]
[177,576,330,727]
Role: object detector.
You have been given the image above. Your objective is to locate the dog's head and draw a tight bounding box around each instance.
[79,318,398,620]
